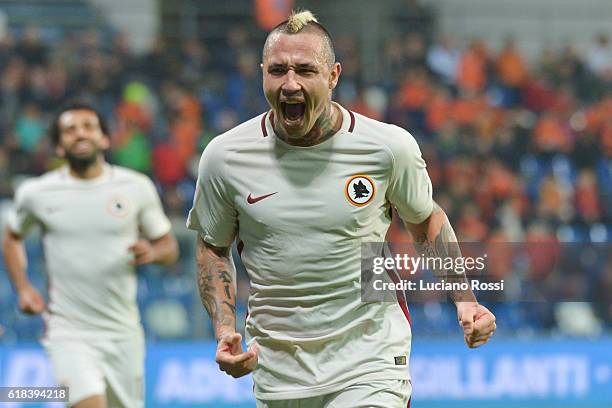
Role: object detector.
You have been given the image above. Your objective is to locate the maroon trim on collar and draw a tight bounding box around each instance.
[261,112,268,137]
[348,110,356,133]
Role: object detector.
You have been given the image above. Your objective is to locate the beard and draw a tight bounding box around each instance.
[64,149,100,173]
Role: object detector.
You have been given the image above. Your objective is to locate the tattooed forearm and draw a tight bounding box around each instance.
[196,237,237,339]
[222,301,236,314]
[406,202,477,303]
[218,271,233,299]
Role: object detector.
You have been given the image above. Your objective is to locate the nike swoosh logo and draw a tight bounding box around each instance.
[247,192,278,204]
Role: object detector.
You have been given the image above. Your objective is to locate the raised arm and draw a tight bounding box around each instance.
[403,202,496,348]
[196,236,257,377]
[2,227,46,314]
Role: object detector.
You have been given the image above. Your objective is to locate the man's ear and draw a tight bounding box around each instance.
[55,145,65,158]
[100,136,111,150]
[329,62,342,90]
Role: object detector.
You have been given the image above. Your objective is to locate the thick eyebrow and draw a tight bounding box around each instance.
[267,62,318,71]
[294,63,318,70]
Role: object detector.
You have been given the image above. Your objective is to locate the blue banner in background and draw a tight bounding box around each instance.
[0,338,611,407]
[144,342,253,408]
[410,338,612,407]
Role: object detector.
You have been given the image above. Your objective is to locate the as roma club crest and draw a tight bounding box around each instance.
[345,175,375,207]
[107,196,131,218]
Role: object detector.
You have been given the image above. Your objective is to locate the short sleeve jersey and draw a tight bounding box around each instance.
[187,103,433,399]
[8,165,172,340]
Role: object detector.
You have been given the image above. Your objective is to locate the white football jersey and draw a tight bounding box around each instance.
[187,103,433,400]
[8,164,172,340]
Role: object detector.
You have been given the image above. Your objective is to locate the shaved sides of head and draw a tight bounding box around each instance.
[263,9,336,67]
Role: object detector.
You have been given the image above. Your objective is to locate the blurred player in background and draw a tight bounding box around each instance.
[187,10,496,407]
[2,102,179,408]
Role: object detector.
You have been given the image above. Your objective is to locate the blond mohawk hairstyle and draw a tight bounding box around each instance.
[263,9,336,67]
[285,10,319,33]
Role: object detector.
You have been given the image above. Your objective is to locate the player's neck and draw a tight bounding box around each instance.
[68,157,106,179]
[275,103,342,147]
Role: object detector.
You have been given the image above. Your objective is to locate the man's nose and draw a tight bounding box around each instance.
[281,70,301,94]
[74,126,89,139]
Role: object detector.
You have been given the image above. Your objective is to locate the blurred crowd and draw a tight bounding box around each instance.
[378,33,612,242]
[1,27,610,233]
[0,13,611,339]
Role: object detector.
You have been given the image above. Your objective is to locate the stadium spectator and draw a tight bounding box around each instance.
[14,103,45,153]
[426,33,460,86]
[456,39,488,93]
[495,36,528,106]
[15,26,47,66]
[586,33,612,80]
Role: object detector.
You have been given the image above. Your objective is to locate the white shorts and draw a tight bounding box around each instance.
[256,379,411,408]
[44,335,144,407]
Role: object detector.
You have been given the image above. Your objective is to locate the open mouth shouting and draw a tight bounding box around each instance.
[280,100,306,127]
